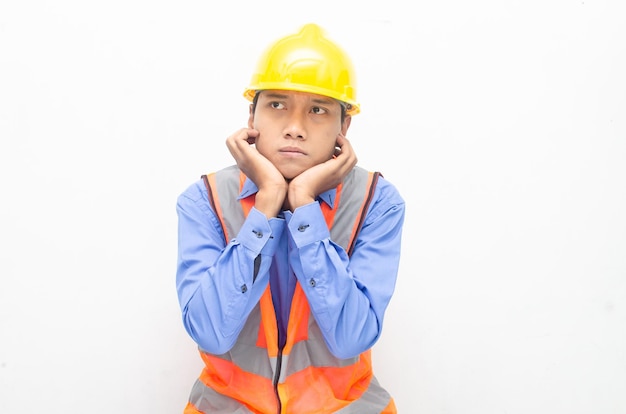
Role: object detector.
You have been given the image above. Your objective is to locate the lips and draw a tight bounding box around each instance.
[279,146,306,155]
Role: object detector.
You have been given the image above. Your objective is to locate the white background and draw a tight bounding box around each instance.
[1,1,625,413]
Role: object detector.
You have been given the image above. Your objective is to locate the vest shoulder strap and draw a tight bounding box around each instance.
[201,165,245,244]
[332,167,381,255]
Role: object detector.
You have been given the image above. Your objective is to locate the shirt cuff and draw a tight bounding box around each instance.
[287,202,330,248]
[236,207,284,255]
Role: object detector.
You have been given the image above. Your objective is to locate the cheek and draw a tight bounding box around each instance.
[253,134,278,162]
[254,136,268,155]
[315,136,341,161]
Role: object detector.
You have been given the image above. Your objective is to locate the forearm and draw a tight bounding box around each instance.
[288,195,405,359]
[178,240,270,353]
[176,185,283,353]
[290,240,385,358]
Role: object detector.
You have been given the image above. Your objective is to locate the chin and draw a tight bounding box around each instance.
[280,168,305,181]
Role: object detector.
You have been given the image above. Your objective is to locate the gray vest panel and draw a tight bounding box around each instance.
[210,165,375,250]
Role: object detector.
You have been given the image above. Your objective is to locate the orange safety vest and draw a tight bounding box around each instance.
[185,165,397,414]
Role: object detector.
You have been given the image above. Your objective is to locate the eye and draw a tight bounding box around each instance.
[311,106,327,115]
[270,101,285,109]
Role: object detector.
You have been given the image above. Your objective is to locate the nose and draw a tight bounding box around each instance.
[283,111,306,140]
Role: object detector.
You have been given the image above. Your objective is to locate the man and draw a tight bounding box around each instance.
[176,23,405,413]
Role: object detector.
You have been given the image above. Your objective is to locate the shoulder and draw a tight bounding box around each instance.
[176,165,238,212]
[178,165,239,200]
[176,179,210,219]
[363,168,405,221]
[353,165,404,206]
[374,175,404,209]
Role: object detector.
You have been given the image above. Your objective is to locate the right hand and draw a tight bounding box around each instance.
[225,128,287,218]
[286,133,357,211]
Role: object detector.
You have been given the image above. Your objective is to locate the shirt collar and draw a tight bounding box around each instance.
[238,177,337,208]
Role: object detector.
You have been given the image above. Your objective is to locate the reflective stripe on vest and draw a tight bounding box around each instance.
[190,166,395,414]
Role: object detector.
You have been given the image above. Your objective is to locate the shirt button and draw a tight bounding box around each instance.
[309,278,316,287]
[252,230,263,238]
[241,284,248,293]
[298,224,310,232]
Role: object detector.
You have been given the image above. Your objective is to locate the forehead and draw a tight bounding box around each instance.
[258,90,339,107]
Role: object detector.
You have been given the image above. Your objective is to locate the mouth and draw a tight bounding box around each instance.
[279,146,306,156]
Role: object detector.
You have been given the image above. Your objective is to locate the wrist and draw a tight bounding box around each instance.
[256,183,287,218]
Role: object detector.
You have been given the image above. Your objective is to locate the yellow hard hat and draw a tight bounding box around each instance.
[243,23,360,115]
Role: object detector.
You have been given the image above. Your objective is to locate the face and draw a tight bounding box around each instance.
[248,90,351,180]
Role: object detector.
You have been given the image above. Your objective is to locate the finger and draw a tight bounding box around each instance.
[227,128,257,152]
[335,133,346,146]
[245,128,259,144]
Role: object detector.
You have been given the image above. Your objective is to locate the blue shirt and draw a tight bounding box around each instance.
[176,171,405,359]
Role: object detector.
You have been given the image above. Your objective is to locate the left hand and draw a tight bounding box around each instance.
[286,133,357,210]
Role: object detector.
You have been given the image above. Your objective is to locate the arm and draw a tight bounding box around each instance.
[287,178,405,359]
[176,180,284,354]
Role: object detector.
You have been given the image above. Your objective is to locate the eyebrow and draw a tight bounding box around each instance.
[263,92,289,100]
[263,92,336,106]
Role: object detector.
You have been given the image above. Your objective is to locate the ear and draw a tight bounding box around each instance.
[341,115,352,135]
[248,104,255,128]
